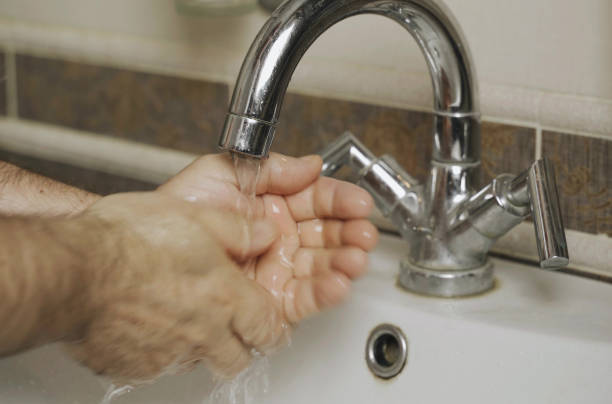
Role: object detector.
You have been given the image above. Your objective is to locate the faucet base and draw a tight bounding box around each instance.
[398,259,494,297]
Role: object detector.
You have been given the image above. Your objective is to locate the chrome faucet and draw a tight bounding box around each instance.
[218,0,569,297]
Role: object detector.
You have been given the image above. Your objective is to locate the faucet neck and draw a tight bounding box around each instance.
[219,0,480,162]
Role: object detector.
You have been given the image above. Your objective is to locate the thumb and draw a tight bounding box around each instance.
[258,153,322,195]
[197,209,279,259]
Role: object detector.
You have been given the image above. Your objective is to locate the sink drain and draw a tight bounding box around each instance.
[365,324,407,379]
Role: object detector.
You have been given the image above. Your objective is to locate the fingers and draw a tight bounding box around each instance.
[191,268,286,377]
[258,153,322,195]
[286,176,373,222]
[297,219,378,251]
[231,280,287,353]
[253,233,300,299]
[293,247,368,280]
[159,152,321,203]
[197,210,279,259]
[283,271,351,323]
[203,331,252,379]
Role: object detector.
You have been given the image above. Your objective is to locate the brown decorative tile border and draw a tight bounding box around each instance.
[16,54,228,154]
[0,150,157,195]
[276,93,432,182]
[276,92,535,185]
[542,131,611,236]
[0,52,6,116]
[479,122,535,185]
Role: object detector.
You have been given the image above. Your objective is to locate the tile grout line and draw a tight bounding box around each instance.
[538,125,612,142]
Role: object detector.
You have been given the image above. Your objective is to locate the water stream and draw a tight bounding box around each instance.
[232,153,262,278]
[207,152,269,404]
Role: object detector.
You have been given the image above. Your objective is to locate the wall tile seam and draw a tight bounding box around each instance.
[538,126,612,141]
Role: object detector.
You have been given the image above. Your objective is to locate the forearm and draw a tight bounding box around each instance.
[0,161,101,217]
[0,215,101,356]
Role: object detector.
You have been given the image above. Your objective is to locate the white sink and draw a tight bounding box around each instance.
[1,234,611,403]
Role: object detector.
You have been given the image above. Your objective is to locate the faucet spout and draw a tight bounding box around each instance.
[219,0,530,297]
[218,0,480,163]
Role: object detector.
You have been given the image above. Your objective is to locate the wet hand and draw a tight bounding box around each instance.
[67,193,286,382]
[159,153,378,323]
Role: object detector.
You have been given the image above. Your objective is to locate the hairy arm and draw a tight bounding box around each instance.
[0,214,103,356]
[0,161,101,217]
[0,192,285,381]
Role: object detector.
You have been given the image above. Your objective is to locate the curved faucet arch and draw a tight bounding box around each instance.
[220,0,480,162]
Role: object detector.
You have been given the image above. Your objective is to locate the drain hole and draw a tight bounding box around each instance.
[366,323,407,379]
[373,333,400,367]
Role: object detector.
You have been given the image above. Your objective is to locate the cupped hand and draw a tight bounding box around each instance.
[158,153,378,323]
[67,193,286,382]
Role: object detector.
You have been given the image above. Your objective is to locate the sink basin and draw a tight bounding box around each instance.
[1,234,611,403]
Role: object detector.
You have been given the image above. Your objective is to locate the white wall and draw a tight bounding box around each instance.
[0,0,610,134]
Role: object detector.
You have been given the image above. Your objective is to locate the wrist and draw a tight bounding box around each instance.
[0,215,105,354]
[40,213,116,342]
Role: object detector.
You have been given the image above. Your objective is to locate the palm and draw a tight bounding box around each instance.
[158,153,377,323]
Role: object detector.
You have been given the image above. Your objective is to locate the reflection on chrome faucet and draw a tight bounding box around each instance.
[217,0,569,297]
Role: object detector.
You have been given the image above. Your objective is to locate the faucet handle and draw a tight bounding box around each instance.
[528,159,570,268]
[318,132,423,237]
[510,158,569,269]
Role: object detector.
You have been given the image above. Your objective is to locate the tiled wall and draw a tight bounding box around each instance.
[2,51,609,241]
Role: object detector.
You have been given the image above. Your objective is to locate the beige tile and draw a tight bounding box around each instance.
[539,94,612,138]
